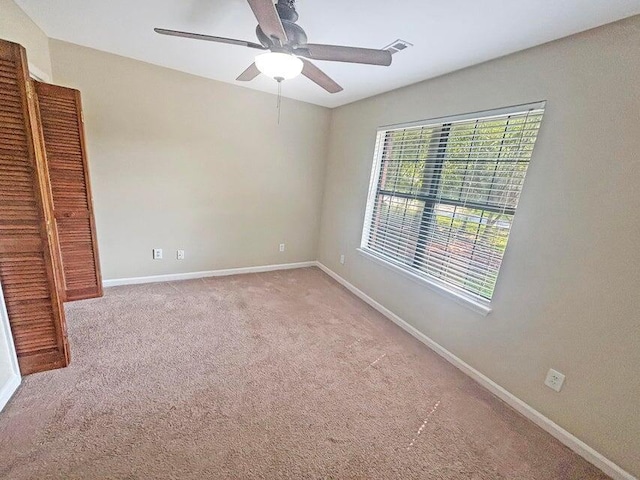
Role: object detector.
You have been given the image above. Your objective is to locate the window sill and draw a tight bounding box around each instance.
[356,248,492,317]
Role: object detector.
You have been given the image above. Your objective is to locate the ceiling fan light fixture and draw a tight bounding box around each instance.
[255,52,303,80]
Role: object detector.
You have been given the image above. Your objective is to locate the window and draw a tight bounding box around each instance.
[361,103,545,308]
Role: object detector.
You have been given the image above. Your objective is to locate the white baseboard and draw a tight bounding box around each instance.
[0,374,21,412]
[315,262,635,480]
[103,261,317,287]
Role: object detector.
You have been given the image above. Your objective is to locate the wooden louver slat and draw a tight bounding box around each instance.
[34,81,102,301]
[0,39,69,374]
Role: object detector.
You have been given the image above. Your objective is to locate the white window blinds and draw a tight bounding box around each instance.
[361,103,545,303]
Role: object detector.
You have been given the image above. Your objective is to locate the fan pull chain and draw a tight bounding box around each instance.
[276,78,283,124]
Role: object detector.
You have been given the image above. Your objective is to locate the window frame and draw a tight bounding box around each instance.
[360,101,546,315]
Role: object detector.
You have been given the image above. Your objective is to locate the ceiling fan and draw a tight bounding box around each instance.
[155,0,393,94]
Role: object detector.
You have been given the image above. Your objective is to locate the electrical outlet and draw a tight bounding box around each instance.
[279,243,285,252]
[340,254,345,265]
[177,250,185,260]
[153,248,163,260]
[544,368,565,392]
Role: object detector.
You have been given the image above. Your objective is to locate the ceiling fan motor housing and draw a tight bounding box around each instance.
[256,0,307,48]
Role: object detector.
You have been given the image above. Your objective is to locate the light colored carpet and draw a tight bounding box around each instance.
[0,267,608,479]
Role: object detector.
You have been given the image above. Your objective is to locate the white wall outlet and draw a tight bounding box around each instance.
[279,243,285,252]
[544,368,566,392]
[153,248,163,260]
[177,250,185,260]
[340,254,345,265]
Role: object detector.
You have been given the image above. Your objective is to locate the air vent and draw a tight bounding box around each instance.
[384,39,413,55]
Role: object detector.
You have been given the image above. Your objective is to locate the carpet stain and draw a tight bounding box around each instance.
[407,400,441,449]
[362,353,387,372]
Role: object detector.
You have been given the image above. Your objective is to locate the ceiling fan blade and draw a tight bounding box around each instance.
[247,0,288,44]
[297,44,392,66]
[301,59,343,94]
[154,28,267,50]
[236,63,261,82]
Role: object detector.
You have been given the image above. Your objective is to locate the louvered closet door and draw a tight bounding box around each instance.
[0,40,69,374]
[34,82,102,301]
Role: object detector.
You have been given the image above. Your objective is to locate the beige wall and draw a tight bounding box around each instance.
[0,0,52,79]
[317,16,640,476]
[49,40,330,280]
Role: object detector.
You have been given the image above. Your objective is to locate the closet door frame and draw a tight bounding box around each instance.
[0,278,21,411]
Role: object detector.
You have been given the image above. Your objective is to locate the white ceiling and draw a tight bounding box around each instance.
[16,0,640,108]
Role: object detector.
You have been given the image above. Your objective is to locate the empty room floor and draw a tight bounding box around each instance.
[0,268,607,479]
